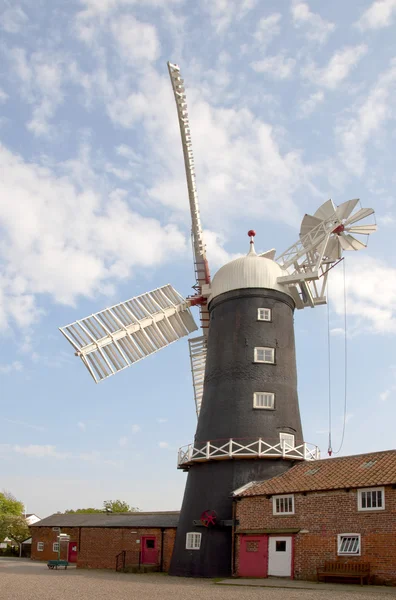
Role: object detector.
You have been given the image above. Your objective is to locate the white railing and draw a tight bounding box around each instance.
[177,438,320,468]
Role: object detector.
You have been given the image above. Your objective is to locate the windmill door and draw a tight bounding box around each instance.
[239,535,268,577]
[267,536,292,577]
[141,536,157,564]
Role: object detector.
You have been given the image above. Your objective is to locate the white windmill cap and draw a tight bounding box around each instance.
[209,230,293,302]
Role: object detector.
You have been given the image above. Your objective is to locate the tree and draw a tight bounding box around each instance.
[64,500,139,514]
[5,515,30,547]
[0,491,24,516]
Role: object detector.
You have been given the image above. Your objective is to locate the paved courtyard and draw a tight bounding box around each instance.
[1,558,395,600]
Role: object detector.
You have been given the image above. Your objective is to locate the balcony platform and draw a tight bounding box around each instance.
[177,438,320,470]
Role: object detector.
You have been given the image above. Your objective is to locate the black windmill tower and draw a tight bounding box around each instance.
[60,63,377,578]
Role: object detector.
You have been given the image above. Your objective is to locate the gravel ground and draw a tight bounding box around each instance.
[1,558,395,600]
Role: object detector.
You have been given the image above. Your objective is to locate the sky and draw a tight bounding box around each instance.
[1,0,396,519]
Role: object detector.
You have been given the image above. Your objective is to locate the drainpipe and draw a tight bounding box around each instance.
[160,529,165,572]
[231,498,237,577]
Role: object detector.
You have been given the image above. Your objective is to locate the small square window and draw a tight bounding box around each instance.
[254,347,275,363]
[358,487,385,511]
[52,527,60,532]
[253,392,275,409]
[276,541,286,552]
[37,542,44,552]
[338,534,361,555]
[53,542,59,553]
[257,308,271,321]
[273,495,294,515]
[279,433,295,450]
[186,532,201,550]
[146,539,155,549]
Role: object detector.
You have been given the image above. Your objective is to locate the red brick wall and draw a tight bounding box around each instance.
[30,527,79,562]
[31,526,176,570]
[235,486,396,584]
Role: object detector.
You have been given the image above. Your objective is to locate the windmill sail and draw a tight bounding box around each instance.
[60,285,197,383]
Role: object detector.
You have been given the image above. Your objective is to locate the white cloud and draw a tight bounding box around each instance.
[356,0,396,30]
[302,45,367,89]
[291,1,335,44]
[118,436,128,447]
[298,91,324,118]
[110,15,160,63]
[14,444,70,459]
[158,441,169,448]
[2,418,45,431]
[0,88,8,103]
[131,424,141,434]
[380,390,391,401]
[0,361,23,374]
[330,256,396,335]
[77,422,86,432]
[378,213,396,226]
[336,58,396,175]
[251,54,296,79]
[254,13,282,45]
[157,418,168,423]
[0,142,186,332]
[202,0,257,33]
[330,327,345,336]
[5,48,65,136]
[0,6,28,33]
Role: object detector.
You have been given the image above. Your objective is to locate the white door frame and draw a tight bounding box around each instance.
[267,535,292,577]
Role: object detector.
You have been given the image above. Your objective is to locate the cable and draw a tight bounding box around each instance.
[327,276,333,456]
[332,259,348,455]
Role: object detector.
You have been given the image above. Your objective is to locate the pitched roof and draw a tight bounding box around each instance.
[234,450,396,497]
[31,511,179,528]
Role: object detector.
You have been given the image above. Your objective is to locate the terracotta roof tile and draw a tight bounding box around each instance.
[235,450,396,497]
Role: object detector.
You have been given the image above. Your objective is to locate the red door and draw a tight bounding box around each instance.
[68,542,78,563]
[239,535,268,577]
[141,536,157,564]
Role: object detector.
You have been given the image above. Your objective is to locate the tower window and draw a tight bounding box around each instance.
[279,432,295,449]
[254,347,275,363]
[253,392,275,409]
[257,308,271,321]
[186,532,201,550]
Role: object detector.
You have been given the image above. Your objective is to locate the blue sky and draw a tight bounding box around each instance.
[1,0,396,518]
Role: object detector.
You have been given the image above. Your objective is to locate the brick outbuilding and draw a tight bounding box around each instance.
[30,511,178,571]
[232,450,396,585]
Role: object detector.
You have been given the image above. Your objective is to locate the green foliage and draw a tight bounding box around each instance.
[65,499,139,514]
[0,491,24,516]
[4,515,30,545]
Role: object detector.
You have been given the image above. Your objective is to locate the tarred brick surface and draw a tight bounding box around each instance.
[235,486,396,585]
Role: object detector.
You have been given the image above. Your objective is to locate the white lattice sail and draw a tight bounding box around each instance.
[188,336,207,417]
[60,284,197,383]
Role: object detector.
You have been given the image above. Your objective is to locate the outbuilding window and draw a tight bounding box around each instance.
[273,494,294,515]
[338,534,361,555]
[257,308,271,321]
[358,487,385,511]
[37,542,44,551]
[52,527,60,532]
[254,347,275,363]
[53,542,59,553]
[186,532,201,550]
[253,392,275,409]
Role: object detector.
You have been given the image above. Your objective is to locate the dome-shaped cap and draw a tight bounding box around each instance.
[209,241,292,302]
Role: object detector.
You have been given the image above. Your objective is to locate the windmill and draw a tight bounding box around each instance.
[59,62,376,577]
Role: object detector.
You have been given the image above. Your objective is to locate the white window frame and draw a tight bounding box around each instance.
[186,532,201,550]
[257,308,271,322]
[357,487,385,511]
[280,432,295,450]
[254,347,275,364]
[337,534,361,556]
[53,542,59,553]
[37,542,44,552]
[273,494,295,515]
[253,392,275,410]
